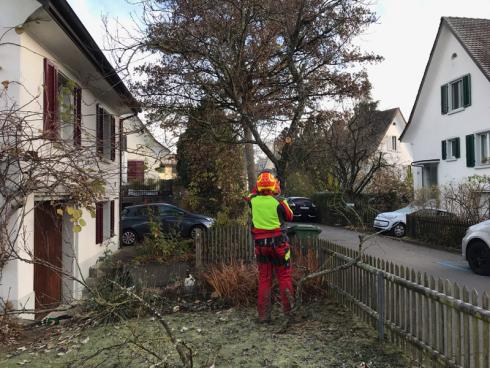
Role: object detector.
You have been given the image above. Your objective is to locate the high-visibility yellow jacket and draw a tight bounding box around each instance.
[249,194,293,239]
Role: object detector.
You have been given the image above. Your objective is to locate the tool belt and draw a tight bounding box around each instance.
[254,235,285,247]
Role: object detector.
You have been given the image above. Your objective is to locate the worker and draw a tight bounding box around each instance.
[247,170,294,323]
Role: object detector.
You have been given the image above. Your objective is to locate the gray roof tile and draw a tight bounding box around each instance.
[444,17,490,80]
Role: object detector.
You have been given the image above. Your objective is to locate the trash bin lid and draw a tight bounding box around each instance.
[287,224,321,233]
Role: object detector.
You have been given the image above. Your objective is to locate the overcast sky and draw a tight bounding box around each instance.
[69,0,490,121]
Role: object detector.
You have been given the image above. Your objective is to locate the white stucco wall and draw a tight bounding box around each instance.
[0,1,126,313]
[402,24,490,190]
[378,110,413,169]
[123,117,170,182]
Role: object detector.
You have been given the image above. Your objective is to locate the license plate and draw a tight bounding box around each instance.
[300,206,309,210]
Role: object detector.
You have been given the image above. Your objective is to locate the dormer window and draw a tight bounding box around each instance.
[441,74,471,114]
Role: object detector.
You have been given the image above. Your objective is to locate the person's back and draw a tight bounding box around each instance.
[250,194,291,239]
[248,171,294,323]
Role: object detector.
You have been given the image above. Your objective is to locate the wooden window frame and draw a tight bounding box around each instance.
[96,105,116,161]
[43,58,81,143]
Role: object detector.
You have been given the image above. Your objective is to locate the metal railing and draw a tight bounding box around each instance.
[121,179,174,197]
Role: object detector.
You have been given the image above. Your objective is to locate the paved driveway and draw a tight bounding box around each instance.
[306,223,490,295]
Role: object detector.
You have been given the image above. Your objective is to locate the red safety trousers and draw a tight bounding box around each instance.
[255,241,293,321]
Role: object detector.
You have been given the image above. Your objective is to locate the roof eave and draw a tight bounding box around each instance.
[38,0,141,114]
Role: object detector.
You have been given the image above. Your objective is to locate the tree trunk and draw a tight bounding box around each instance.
[275,157,288,193]
[243,126,256,191]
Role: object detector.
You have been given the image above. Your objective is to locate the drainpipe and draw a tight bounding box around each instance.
[118,113,137,248]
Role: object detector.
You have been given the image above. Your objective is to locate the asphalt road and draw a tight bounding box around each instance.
[309,223,490,296]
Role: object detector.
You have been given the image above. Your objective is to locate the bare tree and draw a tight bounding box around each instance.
[111,0,381,189]
[440,175,490,223]
[319,101,393,196]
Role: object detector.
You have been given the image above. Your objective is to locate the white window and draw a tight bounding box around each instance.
[96,106,116,161]
[441,74,470,115]
[449,78,463,111]
[391,136,397,151]
[447,138,459,159]
[58,73,75,142]
[96,200,115,244]
[476,131,490,165]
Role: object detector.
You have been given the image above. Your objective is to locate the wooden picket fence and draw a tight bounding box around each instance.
[195,225,490,368]
[406,214,473,250]
[195,224,254,268]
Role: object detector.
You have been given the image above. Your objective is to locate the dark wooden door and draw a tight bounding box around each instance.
[34,202,62,310]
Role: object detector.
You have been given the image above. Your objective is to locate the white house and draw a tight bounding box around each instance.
[0,0,139,314]
[122,117,170,183]
[375,108,413,170]
[401,17,490,191]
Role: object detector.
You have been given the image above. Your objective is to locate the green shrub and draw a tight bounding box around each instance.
[134,210,193,264]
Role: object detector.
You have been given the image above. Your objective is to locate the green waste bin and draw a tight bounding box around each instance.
[287,224,322,241]
[287,224,321,255]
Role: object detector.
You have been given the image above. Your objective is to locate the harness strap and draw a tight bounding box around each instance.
[254,235,285,247]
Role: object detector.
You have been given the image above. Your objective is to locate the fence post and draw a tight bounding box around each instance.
[195,230,203,270]
[377,270,385,341]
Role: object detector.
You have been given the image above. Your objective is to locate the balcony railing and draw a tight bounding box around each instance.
[122,179,174,197]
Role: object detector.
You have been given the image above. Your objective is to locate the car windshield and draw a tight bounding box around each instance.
[394,206,418,214]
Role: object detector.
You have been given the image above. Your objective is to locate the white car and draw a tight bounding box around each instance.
[373,206,455,238]
[462,220,490,276]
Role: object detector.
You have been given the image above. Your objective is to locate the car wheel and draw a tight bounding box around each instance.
[392,223,406,238]
[467,240,490,276]
[190,226,205,240]
[122,229,137,246]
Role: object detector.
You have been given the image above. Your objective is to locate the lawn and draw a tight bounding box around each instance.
[0,299,411,368]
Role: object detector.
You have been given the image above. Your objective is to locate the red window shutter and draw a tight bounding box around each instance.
[96,105,104,155]
[110,200,115,237]
[127,160,145,182]
[74,86,82,147]
[110,116,116,161]
[43,58,58,139]
[96,202,103,244]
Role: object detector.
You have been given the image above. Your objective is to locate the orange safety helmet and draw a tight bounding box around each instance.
[256,171,278,193]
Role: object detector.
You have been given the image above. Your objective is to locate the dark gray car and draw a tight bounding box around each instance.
[121,203,214,246]
[287,197,318,222]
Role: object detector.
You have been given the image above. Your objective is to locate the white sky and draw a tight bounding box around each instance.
[69,0,490,122]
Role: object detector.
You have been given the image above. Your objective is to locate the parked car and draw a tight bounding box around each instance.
[462,220,490,275]
[373,206,455,238]
[121,203,214,246]
[286,197,318,222]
